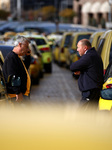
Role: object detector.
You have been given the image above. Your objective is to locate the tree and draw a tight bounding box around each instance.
[59,8,76,23]
[38,6,56,21]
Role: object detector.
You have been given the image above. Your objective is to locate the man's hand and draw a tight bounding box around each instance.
[74,71,80,75]
[26,49,31,56]
[16,93,23,102]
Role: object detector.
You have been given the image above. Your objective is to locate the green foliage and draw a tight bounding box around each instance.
[39,6,56,21]
[59,8,75,18]
[59,8,76,23]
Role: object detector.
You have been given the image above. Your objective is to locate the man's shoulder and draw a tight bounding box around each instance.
[87,47,96,53]
[86,47,99,57]
[6,51,17,59]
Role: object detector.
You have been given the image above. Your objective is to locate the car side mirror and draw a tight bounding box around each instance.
[7,75,21,86]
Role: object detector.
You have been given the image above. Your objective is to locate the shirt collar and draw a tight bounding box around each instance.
[84,50,88,54]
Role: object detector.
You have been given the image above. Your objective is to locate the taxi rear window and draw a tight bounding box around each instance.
[29,38,46,45]
[76,34,91,44]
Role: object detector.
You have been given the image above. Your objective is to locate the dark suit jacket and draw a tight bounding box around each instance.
[70,47,104,92]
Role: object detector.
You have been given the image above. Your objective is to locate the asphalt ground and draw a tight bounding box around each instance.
[30,62,81,106]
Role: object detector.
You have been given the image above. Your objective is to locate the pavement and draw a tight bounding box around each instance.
[30,62,81,105]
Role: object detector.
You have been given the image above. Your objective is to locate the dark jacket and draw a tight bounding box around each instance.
[70,47,104,92]
[3,51,31,94]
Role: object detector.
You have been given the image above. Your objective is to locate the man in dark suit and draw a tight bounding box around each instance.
[70,39,104,108]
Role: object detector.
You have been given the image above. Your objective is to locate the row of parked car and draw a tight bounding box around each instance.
[52,31,93,68]
[0,29,112,111]
[52,29,112,111]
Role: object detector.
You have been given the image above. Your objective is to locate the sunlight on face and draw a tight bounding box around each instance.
[77,41,86,56]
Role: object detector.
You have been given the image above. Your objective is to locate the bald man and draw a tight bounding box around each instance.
[70,39,104,108]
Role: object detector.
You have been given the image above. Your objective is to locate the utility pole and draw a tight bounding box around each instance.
[17,0,21,21]
[108,0,112,22]
[106,0,112,28]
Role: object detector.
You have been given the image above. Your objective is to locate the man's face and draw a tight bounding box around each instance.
[77,41,86,56]
[19,41,30,56]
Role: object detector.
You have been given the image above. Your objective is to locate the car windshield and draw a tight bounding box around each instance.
[89,38,93,44]
[97,39,105,55]
[0,46,13,58]
[76,34,91,45]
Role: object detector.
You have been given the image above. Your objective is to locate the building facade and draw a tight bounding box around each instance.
[73,0,111,28]
[1,0,110,28]
[0,0,10,11]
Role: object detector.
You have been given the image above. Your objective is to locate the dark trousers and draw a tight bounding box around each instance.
[80,88,101,109]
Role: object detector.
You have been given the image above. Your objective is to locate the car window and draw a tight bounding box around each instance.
[104,60,112,82]
[89,38,93,44]
[109,43,112,63]
[29,38,47,45]
[64,35,72,46]
[76,34,91,45]
[101,89,112,100]
[97,36,100,44]
[24,27,42,32]
[95,35,101,48]
[97,39,105,55]
[68,35,74,47]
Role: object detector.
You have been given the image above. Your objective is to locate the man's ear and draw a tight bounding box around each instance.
[18,42,22,47]
[84,45,88,51]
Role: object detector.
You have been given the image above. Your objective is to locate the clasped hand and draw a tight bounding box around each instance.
[74,71,80,75]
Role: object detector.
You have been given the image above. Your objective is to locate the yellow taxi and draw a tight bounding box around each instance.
[52,39,62,63]
[0,51,7,102]
[97,30,112,110]
[24,34,52,73]
[57,32,73,66]
[47,33,62,50]
[47,34,56,49]
[29,41,44,84]
[99,61,112,111]
[66,32,93,68]
[89,31,104,49]
[97,30,112,71]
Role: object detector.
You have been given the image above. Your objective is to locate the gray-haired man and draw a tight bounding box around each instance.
[3,36,31,102]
